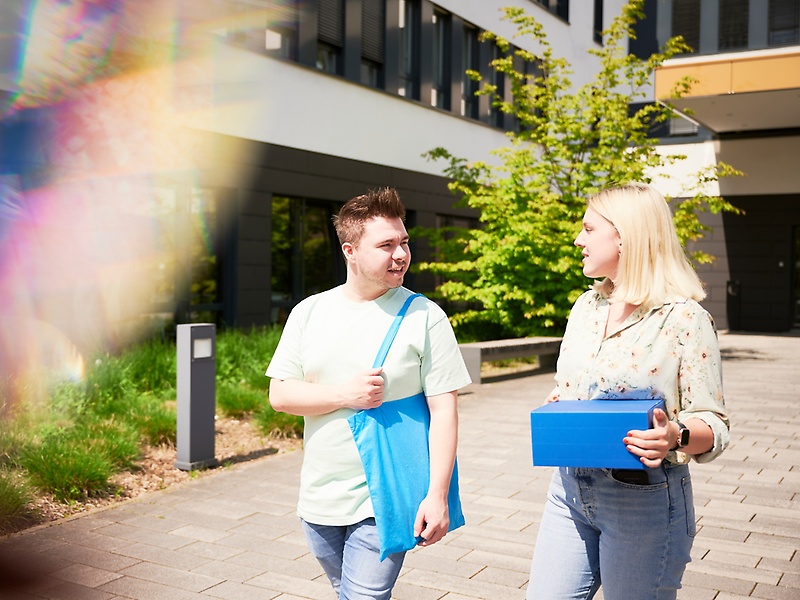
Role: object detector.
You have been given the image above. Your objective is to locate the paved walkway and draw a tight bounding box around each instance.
[1,332,798,599]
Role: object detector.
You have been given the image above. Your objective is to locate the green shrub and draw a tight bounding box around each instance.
[0,469,34,533]
[132,393,176,446]
[21,434,114,501]
[2,325,289,509]
[217,381,266,418]
[216,326,282,391]
[254,403,303,439]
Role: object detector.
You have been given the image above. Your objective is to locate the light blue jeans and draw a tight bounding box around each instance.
[301,517,406,600]
[527,463,695,600]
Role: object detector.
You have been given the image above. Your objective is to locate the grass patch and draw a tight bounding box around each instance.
[0,324,291,517]
[0,469,34,534]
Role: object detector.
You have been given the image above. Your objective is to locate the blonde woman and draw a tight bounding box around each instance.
[527,183,730,599]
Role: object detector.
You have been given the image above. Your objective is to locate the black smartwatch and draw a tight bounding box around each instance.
[672,421,690,451]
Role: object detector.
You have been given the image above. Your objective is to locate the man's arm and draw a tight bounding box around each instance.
[268,368,386,416]
[414,390,459,546]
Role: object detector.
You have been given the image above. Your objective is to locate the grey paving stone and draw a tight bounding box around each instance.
[2,332,798,600]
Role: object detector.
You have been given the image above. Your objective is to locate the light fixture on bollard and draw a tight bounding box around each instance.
[174,323,219,471]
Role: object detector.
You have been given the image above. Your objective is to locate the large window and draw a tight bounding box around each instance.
[461,24,480,118]
[794,225,800,327]
[431,9,451,109]
[719,0,749,51]
[317,0,344,74]
[672,0,700,53]
[488,41,506,128]
[769,0,800,46]
[265,0,298,59]
[361,0,385,87]
[399,0,421,99]
[271,196,345,323]
[593,0,603,44]
[535,0,569,22]
[148,186,228,330]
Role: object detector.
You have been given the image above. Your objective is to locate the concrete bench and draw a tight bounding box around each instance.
[459,336,563,384]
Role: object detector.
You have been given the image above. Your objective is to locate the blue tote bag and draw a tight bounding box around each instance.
[347,293,465,560]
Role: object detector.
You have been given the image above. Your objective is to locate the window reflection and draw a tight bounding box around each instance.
[271,196,344,323]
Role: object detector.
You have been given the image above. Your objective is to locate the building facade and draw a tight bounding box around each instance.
[177,0,623,330]
[641,0,800,332]
[8,0,794,351]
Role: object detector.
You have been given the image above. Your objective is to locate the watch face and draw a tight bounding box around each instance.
[679,425,690,447]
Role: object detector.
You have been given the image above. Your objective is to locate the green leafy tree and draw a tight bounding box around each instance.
[419,0,741,341]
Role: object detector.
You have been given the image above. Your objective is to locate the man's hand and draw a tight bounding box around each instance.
[414,495,449,547]
[343,368,385,410]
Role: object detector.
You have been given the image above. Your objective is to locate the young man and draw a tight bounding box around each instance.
[266,187,471,599]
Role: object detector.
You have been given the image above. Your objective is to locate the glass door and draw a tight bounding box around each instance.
[794,226,800,327]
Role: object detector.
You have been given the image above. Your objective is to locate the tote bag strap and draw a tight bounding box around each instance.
[372,293,423,369]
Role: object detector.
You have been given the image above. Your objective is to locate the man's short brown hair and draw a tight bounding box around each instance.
[333,187,406,246]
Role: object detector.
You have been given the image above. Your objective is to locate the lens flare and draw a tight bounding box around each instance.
[1,0,291,404]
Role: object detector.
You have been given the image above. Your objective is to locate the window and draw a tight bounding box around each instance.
[227,0,298,60]
[317,0,343,74]
[270,196,345,323]
[461,24,480,118]
[264,0,298,60]
[668,114,699,136]
[672,0,700,53]
[535,0,569,21]
[719,0,749,51]
[794,225,800,327]
[361,0,385,87]
[399,0,420,99]
[188,188,223,323]
[149,186,227,329]
[488,41,506,128]
[769,0,800,46]
[431,10,451,109]
[593,0,603,44]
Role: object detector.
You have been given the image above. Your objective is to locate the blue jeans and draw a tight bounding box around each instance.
[301,518,406,600]
[527,463,695,600]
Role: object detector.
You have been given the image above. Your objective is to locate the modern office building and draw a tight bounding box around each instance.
[136,0,625,331]
[640,0,800,332]
[4,0,796,354]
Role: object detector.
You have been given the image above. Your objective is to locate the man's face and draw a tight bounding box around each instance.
[344,216,410,300]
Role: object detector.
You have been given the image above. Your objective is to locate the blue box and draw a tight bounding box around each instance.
[530,399,665,470]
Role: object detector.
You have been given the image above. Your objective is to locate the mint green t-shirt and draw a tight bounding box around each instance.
[265,286,471,525]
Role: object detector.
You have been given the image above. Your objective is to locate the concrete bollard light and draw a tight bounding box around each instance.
[174,323,219,471]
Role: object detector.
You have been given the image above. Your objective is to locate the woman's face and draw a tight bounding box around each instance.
[574,206,622,280]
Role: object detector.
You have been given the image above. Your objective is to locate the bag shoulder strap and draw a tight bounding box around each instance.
[373,293,423,368]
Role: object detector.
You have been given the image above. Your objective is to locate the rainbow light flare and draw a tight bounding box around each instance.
[0,0,290,408]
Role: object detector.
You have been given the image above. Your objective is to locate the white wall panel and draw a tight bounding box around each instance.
[184,41,508,176]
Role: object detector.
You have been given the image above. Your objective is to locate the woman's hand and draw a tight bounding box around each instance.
[543,389,560,404]
[623,408,673,468]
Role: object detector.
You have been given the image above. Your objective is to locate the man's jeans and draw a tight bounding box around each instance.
[527,463,695,600]
[301,517,406,600]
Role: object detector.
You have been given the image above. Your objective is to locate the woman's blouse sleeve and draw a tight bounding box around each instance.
[677,306,730,463]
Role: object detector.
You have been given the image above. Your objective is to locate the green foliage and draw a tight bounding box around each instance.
[217,381,265,418]
[0,469,33,534]
[216,326,282,391]
[0,325,289,516]
[21,434,114,502]
[254,402,304,439]
[418,0,742,339]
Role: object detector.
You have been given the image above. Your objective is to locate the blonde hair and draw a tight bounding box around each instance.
[589,183,705,308]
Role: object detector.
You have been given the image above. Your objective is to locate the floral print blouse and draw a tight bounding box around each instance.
[553,290,730,464]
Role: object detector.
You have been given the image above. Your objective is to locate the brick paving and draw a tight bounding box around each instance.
[0,332,798,599]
